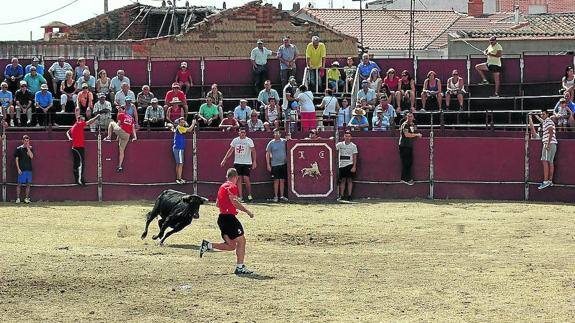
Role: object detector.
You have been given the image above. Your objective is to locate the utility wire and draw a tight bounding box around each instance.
[0,0,80,26]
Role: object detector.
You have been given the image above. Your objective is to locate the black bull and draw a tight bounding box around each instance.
[141,190,208,245]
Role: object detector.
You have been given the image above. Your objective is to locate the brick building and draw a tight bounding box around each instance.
[0,1,357,59]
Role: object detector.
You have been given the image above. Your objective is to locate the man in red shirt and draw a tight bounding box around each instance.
[66,114,100,185]
[103,105,137,172]
[164,82,188,119]
[199,167,255,275]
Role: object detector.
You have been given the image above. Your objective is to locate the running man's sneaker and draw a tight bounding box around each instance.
[15,198,20,204]
[24,197,31,204]
[247,195,253,202]
[279,196,289,202]
[199,239,210,258]
[234,265,254,275]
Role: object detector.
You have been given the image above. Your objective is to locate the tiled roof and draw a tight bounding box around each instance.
[497,0,575,14]
[457,12,575,38]
[296,8,462,50]
[432,12,514,47]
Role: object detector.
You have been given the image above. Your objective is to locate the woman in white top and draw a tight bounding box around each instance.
[295,85,316,132]
[96,69,111,100]
[561,66,574,98]
[265,97,281,130]
[317,88,340,127]
[368,68,382,94]
[445,69,465,110]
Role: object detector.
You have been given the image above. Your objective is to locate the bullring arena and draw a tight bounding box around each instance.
[1,1,575,320]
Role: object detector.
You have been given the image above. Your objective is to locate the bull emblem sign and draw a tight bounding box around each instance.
[301,162,321,178]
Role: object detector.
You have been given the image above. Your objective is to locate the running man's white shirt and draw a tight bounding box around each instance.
[231,136,255,165]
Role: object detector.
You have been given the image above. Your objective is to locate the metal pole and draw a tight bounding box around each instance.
[409,0,415,59]
[200,57,205,97]
[2,129,6,202]
[359,0,364,50]
[147,57,152,86]
[524,114,530,201]
[192,129,198,195]
[97,131,103,202]
[429,113,434,199]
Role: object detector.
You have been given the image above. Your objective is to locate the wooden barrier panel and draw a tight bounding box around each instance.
[417,59,467,85]
[97,59,148,86]
[523,55,574,83]
[150,60,201,87]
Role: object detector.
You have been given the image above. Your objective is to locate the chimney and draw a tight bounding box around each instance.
[514,5,520,24]
[292,2,301,12]
[468,0,484,18]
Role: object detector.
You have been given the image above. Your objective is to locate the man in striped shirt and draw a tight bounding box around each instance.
[538,109,557,190]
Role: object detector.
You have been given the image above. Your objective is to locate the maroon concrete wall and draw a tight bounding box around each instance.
[150,60,202,86]
[2,132,573,203]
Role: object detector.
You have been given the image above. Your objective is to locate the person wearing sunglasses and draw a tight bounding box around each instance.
[445,69,466,110]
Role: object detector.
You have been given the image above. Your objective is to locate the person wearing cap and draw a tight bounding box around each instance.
[34,84,53,127]
[282,76,299,131]
[277,36,299,88]
[109,69,130,99]
[75,69,95,92]
[137,85,155,119]
[327,61,344,92]
[233,99,252,127]
[23,66,47,94]
[74,57,90,81]
[357,53,381,81]
[114,82,135,107]
[220,127,257,202]
[14,81,34,126]
[375,99,397,129]
[59,70,77,114]
[343,57,356,92]
[92,93,113,131]
[169,116,196,184]
[219,111,239,132]
[143,98,165,128]
[198,96,221,127]
[553,91,575,128]
[104,103,137,173]
[266,129,289,202]
[4,57,24,95]
[552,97,572,131]
[257,80,280,117]
[76,83,94,119]
[250,39,274,93]
[372,108,390,132]
[246,110,265,132]
[348,107,369,131]
[66,113,101,186]
[25,57,44,76]
[164,82,188,119]
[295,84,316,132]
[175,61,193,95]
[166,97,184,124]
[336,130,358,201]
[0,82,14,126]
[475,35,503,97]
[122,96,138,126]
[305,35,326,92]
[357,79,376,107]
[48,57,72,96]
[398,111,422,185]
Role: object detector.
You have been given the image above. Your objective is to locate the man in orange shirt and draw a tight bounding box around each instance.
[199,168,255,275]
[164,82,188,119]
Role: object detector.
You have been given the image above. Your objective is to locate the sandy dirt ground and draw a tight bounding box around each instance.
[0,200,574,322]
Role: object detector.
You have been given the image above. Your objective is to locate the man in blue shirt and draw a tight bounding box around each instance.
[34,84,53,127]
[4,57,24,94]
[25,57,44,76]
[23,66,47,94]
[0,82,14,127]
[170,117,196,184]
[357,53,381,81]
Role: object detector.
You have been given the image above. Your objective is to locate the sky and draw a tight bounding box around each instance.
[0,0,361,41]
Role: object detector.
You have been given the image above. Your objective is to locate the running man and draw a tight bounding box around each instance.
[475,35,502,97]
[199,168,255,275]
